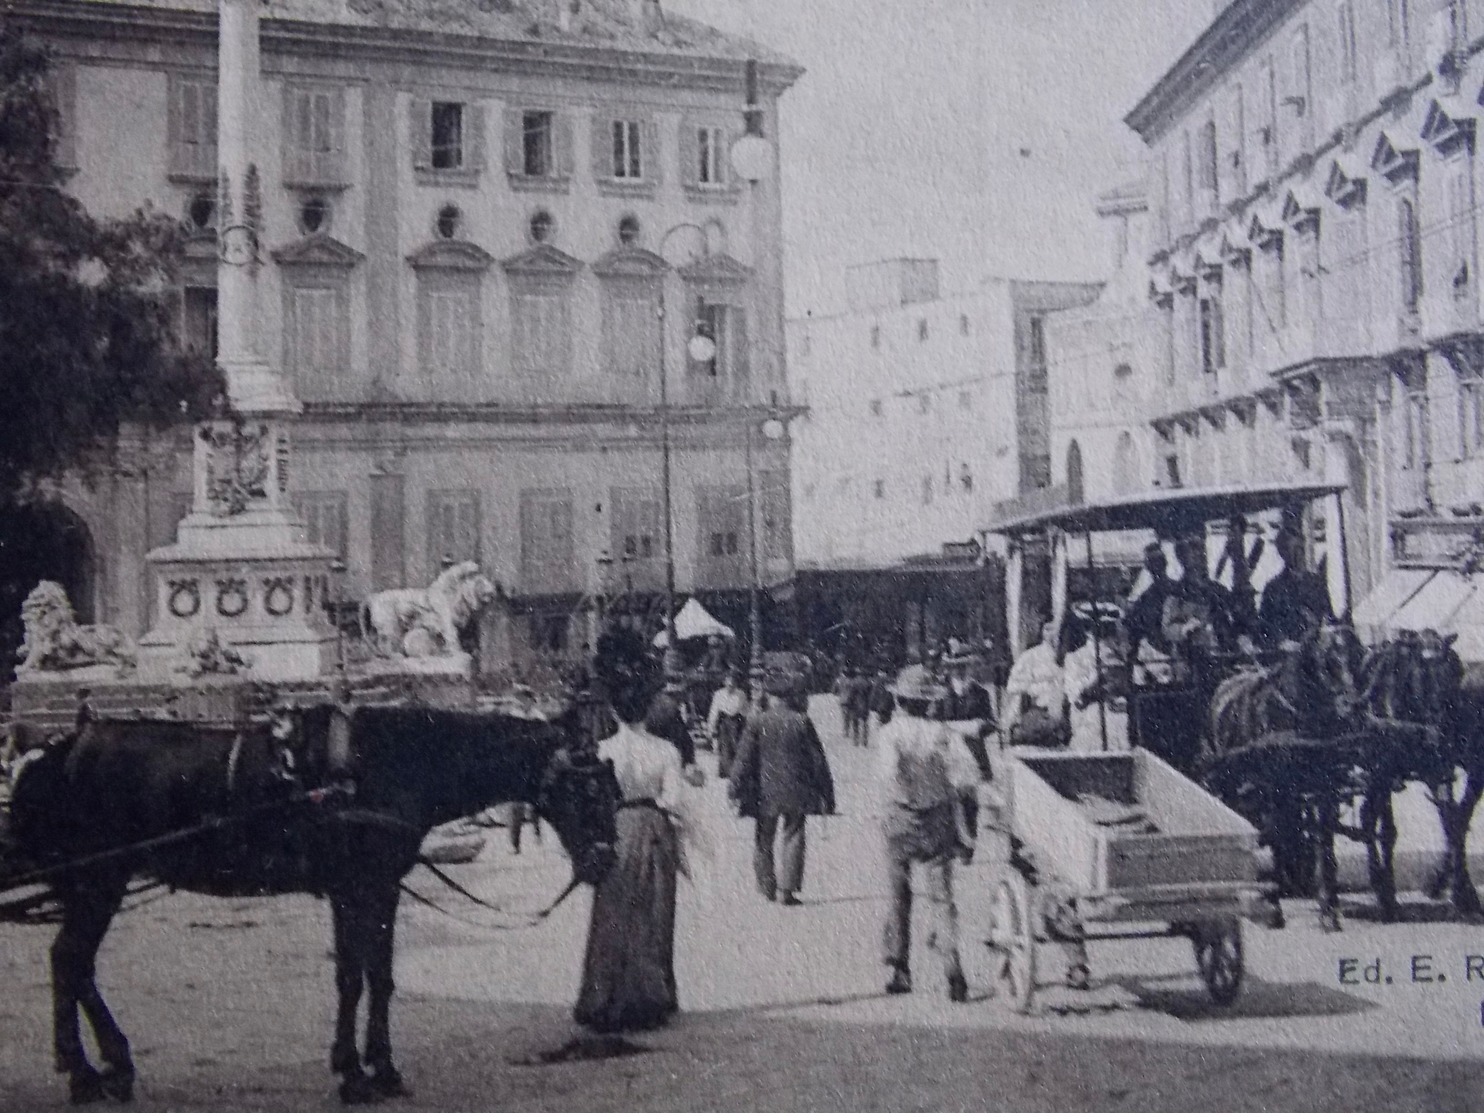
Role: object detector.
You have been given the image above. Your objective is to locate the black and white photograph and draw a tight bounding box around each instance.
[1,0,1483,1109]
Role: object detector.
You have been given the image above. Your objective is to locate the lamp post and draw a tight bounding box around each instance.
[746,408,787,680]
[656,223,718,651]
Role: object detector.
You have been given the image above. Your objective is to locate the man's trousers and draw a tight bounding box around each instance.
[753,810,806,897]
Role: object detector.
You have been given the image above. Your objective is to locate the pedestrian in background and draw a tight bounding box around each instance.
[728,667,836,906]
[646,648,704,787]
[835,666,859,746]
[706,668,749,779]
[876,664,979,1001]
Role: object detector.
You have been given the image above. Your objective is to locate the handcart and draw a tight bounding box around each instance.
[984,746,1259,1013]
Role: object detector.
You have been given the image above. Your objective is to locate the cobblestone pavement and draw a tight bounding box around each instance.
[3,698,1484,1109]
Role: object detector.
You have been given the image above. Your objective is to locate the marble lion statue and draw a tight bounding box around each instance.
[17,580,136,674]
[360,561,497,659]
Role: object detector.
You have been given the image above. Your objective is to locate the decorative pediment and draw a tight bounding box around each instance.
[591,247,668,279]
[1199,404,1226,430]
[1219,224,1253,265]
[1228,396,1257,426]
[1323,155,1368,208]
[407,239,495,271]
[1371,130,1420,183]
[271,233,365,268]
[1421,96,1476,153]
[677,252,753,285]
[500,244,584,283]
[1247,204,1284,247]
[1281,184,1323,231]
[1148,269,1175,307]
[1193,235,1224,279]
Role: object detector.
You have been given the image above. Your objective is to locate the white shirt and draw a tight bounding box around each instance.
[875,714,980,809]
[598,723,682,810]
[1002,641,1064,729]
[706,685,748,733]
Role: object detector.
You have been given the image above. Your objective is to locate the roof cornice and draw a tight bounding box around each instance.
[1125,0,1304,144]
[12,0,804,95]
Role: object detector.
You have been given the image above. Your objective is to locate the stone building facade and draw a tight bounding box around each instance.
[13,0,799,673]
[1074,0,1484,633]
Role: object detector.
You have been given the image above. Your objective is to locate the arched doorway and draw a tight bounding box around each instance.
[0,503,96,677]
[1065,439,1085,504]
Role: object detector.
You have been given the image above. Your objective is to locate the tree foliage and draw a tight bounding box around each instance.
[0,20,221,497]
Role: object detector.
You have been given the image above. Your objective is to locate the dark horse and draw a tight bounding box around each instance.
[5,703,620,1105]
[1206,620,1361,929]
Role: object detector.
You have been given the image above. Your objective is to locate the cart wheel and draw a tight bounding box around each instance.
[1191,918,1243,1007]
[989,872,1036,1014]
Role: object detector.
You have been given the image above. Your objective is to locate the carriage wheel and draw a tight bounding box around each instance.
[1190,918,1243,1006]
[989,872,1036,1014]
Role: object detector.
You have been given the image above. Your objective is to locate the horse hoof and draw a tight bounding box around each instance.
[339,1073,377,1106]
[370,1068,408,1098]
[68,1069,106,1105]
[101,1066,135,1103]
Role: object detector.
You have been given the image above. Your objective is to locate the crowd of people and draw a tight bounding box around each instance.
[569,523,1336,1034]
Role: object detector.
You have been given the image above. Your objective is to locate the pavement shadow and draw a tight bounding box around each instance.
[1116,972,1378,1022]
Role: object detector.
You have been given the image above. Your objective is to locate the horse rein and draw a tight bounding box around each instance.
[403,859,582,932]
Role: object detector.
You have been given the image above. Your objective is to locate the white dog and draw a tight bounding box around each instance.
[361,561,497,658]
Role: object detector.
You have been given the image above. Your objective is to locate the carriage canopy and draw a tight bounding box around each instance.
[982,481,1348,539]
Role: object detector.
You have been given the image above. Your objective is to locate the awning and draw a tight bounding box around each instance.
[1351,568,1431,635]
[1389,570,1476,634]
[652,597,735,647]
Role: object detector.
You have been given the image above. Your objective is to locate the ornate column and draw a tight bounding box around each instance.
[137,0,335,681]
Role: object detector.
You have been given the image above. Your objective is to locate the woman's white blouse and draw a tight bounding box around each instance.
[598,723,682,811]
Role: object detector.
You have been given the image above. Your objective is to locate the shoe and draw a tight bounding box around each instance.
[947,972,968,1003]
[779,892,802,907]
[885,966,912,995]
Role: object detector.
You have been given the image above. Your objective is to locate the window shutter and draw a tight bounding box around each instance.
[643,117,661,185]
[49,65,77,170]
[411,97,432,170]
[503,107,524,174]
[555,110,574,177]
[464,102,485,171]
[283,88,307,183]
[730,306,750,388]
[678,116,699,187]
[590,111,611,180]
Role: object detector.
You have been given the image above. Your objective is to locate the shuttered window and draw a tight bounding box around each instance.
[512,288,572,381]
[680,117,737,196]
[519,490,575,594]
[504,108,573,184]
[294,491,349,559]
[418,274,481,395]
[168,75,217,181]
[686,301,749,400]
[411,98,485,179]
[285,284,347,399]
[695,485,747,589]
[283,86,346,185]
[1399,197,1423,315]
[1450,160,1475,306]
[426,490,480,573]
[610,487,663,591]
[603,281,660,381]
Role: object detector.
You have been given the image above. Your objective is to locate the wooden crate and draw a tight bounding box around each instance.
[1003,748,1257,902]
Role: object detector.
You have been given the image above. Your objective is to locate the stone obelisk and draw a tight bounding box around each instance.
[137,0,336,681]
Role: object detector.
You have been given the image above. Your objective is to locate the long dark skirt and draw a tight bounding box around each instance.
[574,802,679,1033]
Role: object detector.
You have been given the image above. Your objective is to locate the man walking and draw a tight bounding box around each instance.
[705,668,749,780]
[729,666,836,906]
[876,664,979,1001]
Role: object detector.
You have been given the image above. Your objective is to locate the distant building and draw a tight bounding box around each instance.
[787,258,1097,662]
[7,0,800,676]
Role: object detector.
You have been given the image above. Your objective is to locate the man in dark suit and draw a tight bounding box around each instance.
[728,668,836,906]
[645,647,701,780]
[1258,529,1334,648]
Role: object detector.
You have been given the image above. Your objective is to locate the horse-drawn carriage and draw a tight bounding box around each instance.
[978,480,1448,1007]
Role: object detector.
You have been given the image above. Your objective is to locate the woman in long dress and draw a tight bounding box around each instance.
[574,629,685,1033]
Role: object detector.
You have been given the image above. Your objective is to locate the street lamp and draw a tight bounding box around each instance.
[656,223,718,650]
[746,408,788,681]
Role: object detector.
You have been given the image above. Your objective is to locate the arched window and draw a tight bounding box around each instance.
[1065,439,1085,504]
[1112,431,1137,495]
[1399,197,1423,314]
